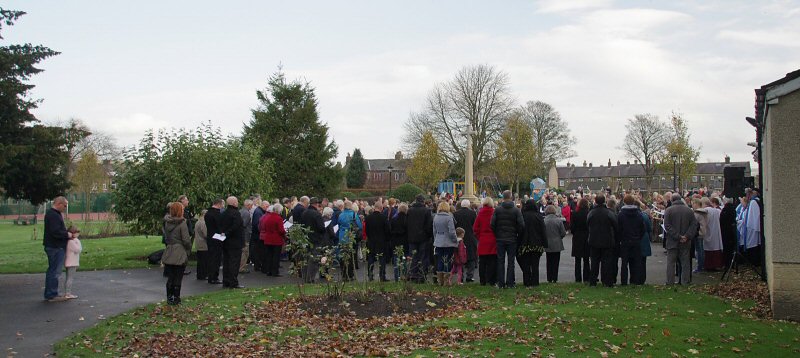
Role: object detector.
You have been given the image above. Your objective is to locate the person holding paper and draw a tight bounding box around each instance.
[204,199,224,284]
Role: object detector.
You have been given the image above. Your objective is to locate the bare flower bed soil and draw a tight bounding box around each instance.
[119,291,508,357]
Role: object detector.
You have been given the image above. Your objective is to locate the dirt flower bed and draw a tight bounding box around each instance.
[120,291,507,357]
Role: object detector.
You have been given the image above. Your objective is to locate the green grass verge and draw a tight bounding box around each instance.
[0,223,166,273]
[54,283,800,357]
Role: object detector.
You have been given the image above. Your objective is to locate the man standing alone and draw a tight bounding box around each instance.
[44,196,70,301]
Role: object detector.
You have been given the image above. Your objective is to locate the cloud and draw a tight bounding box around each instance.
[92,113,170,148]
[536,0,614,13]
[718,29,800,48]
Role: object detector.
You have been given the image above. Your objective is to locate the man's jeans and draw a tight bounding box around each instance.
[495,241,517,287]
[44,246,65,299]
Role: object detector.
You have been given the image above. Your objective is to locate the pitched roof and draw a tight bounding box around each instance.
[365,159,410,171]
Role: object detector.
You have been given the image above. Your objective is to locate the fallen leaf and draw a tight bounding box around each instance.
[662,328,671,337]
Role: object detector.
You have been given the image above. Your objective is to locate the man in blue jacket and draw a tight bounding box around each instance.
[617,194,645,285]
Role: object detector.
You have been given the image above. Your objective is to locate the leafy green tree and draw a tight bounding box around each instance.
[72,149,107,220]
[406,131,448,193]
[243,69,342,198]
[115,124,274,234]
[656,112,700,192]
[346,148,366,188]
[493,115,537,195]
[0,8,68,206]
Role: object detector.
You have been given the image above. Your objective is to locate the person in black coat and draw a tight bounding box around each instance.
[587,194,619,287]
[390,204,409,281]
[406,195,433,283]
[365,201,391,281]
[571,198,591,283]
[518,199,547,287]
[300,197,327,283]
[616,194,646,285]
[292,196,308,223]
[718,197,737,268]
[250,201,267,273]
[219,197,245,288]
[204,198,224,284]
[453,199,478,283]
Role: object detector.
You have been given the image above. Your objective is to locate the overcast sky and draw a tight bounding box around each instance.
[5,0,798,167]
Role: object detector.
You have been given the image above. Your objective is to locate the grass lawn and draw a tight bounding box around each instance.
[54,283,800,357]
[0,223,167,273]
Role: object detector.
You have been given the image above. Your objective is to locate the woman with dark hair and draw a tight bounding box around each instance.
[571,198,591,283]
[162,202,192,305]
[518,199,547,286]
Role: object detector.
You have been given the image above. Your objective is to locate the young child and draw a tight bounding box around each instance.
[64,226,82,299]
[451,227,467,285]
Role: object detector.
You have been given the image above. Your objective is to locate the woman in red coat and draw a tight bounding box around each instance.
[473,197,497,286]
[260,204,287,277]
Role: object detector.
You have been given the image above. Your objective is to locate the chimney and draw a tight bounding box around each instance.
[395,151,403,160]
[725,155,730,164]
[617,160,620,166]
[589,162,593,168]
[345,152,351,165]
[608,158,611,167]
[626,161,630,165]
[634,159,639,164]
[583,160,587,167]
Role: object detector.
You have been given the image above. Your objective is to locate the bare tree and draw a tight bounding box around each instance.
[52,118,121,179]
[402,64,514,170]
[516,101,577,177]
[621,114,669,192]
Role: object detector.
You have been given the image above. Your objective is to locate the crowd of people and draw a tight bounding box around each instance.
[40,185,763,305]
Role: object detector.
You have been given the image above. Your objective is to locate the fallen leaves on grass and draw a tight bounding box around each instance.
[702,273,771,318]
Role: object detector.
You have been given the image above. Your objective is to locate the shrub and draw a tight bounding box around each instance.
[358,191,373,198]
[389,183,424,203]
[340,191,356,199]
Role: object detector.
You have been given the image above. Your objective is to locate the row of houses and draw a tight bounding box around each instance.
[348,150,751,194]
[547,156,751,192]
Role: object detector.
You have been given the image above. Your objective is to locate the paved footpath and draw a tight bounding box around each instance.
[1,236,716,357]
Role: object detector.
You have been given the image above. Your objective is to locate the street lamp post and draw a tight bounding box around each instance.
[671,154,678,193]
[387,165,394,194]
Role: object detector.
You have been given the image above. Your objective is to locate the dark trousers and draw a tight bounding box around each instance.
[409,241,430,282]
[207,239,222,282]
[44,247,65,299]
[545,252,561,283]
[250,239,265,272]
[222,246,242,287]
[496,241,517,287]
[637,256,648,284]
[517,252,541,286]
[264,245,282,276]
[164,264,185,299]
[367,252,387,281]
[574,256,590,283]
[619,245,642,285]
[479,254,497,286]
[590,247,617,287]
[465,259,477,281]
[196,250,209,280]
